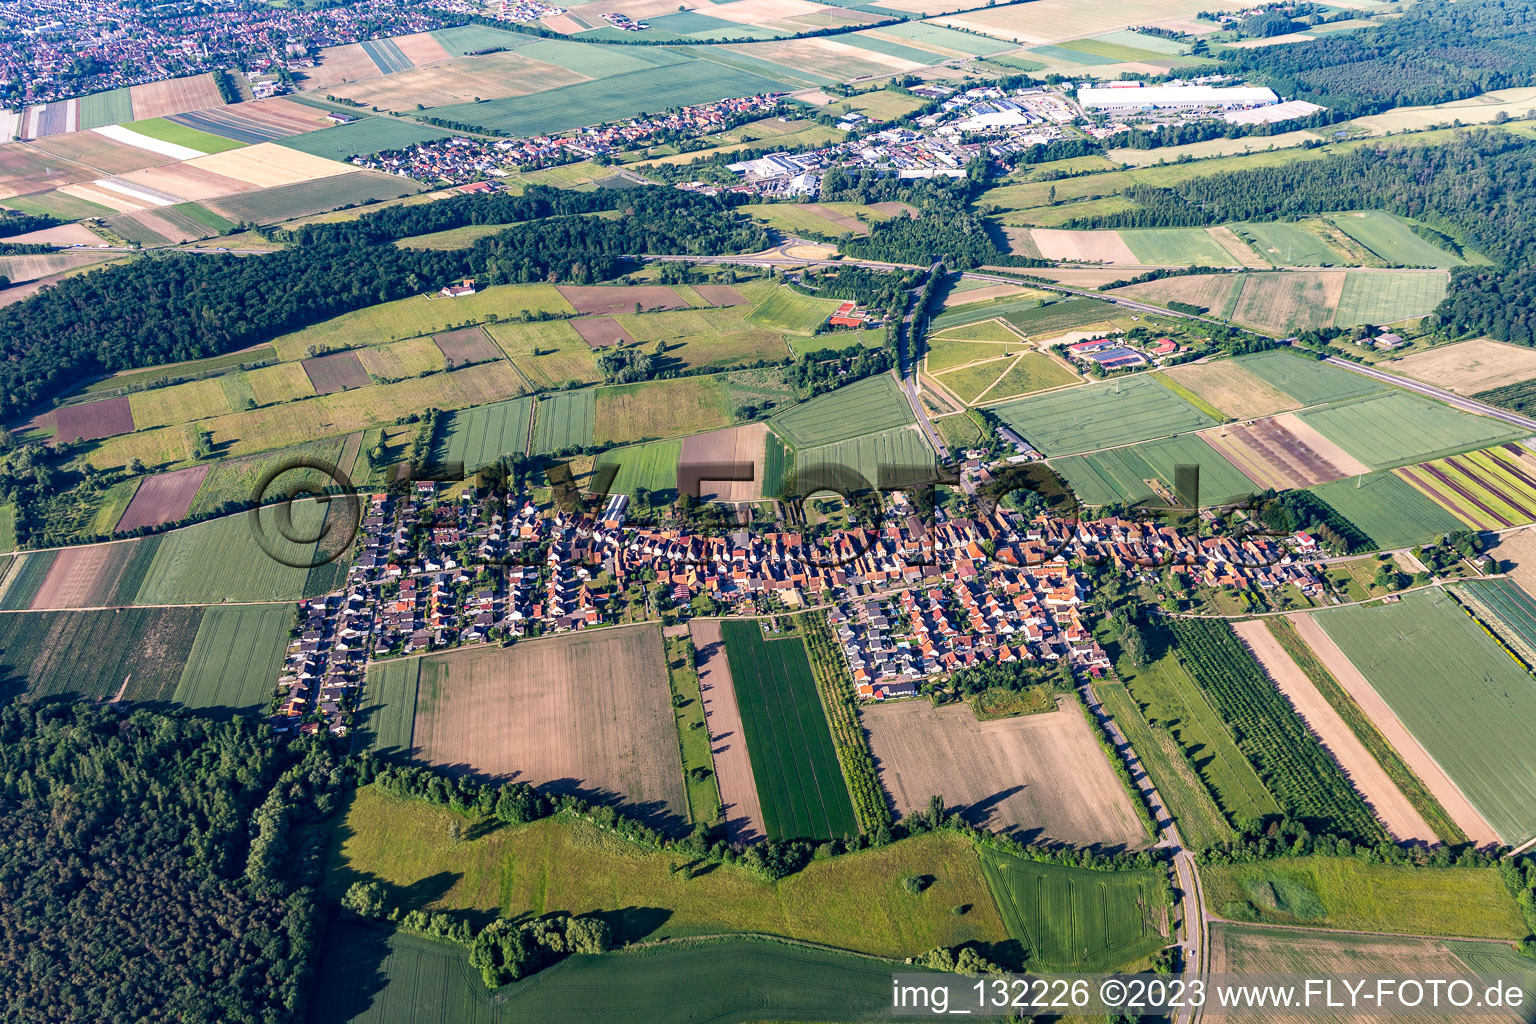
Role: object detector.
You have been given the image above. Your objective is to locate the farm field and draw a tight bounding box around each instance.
[927,292,1050,333]
[532,389,597,454]
[1307,470,1465,549]
[1233,221,1349,267]
[612,306,791,370]
[409,626,688,832]
[423,61,787,137]
[1231,620,1432,843]
[276,118,452,160]
[1395,443,1536,529]
[1227,348,1387,406]
[205,172,421,225]
[26,537,166,609]
[745,286,845,334]
[1117,628,1278,828]
[593,376,732,444]
[1208,923,1536,1024]
[1451,577,1536,668]
[185,437,350,517]
[678,422,768,502]
[488,319,600,387]
[432,326,500,367]
[691,619,765,844]
[1168,618,1383,841]
[53,396,135,443]
[1297,391,1524,470]
[328,784,1005,957]
[1052,433,1258,507]
[990,375,1215,456]
[355,659,420,757]
[1311,590,1536,846]
[1202,413,1366,492]
[1333,269,1449,326]
[861,698,1148,847]
[308,926,956,1024]
[1329,211,1465,267]
[978,847,1167,972]
[928,357,1021,406]
[786,426,934,495]
[1201,857,1525,937]
[1159,357,1300,419]
[431,396,536,472]
[1115,273,1247,317]
[302,351,371,394]
[769,373,913,448]
[270,283,574,361]
[719,620,857,842]
[0,606,202,703]
[592,438,684,498]
[133,500,328,604]
[172,605,291,713]
[1231,271,1344,334]
[1002,297,1123,339]
[923,335,1014,375]
[976,352,1081,403]
[1391,338,1536,394]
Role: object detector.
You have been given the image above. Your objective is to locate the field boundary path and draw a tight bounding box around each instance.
[1078,674,1207,1024]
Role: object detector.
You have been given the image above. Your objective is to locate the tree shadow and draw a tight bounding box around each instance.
[591,905,673,945]
[305,920,391,1023]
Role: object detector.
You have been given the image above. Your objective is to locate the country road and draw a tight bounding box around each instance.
[1323,355,1536,433]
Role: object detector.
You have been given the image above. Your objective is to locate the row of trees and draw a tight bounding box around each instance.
[800,612,893,834]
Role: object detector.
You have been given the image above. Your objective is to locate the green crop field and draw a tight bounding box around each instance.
[981,352,1080,401]
[277,119,452,160]
[614,306,790,369]
[356,659,420,756]
[592,438,684,498]
[80,88,134,129]
[429,24,534,55]
[209,172,421,226]
[488,319,600,387]
[0,550,57,610]
[328,786,1006,955]
[745,286,846,335]
[432,396,535,472]
[991,376,1215,456]
[1298,392,1523,470]
[720,620,858,841]
[769,373,913,449]
[1328,211,1464,267]
[1233,221,1349,266]
[187,437,351,517]
[1052,434,1258,507]
[533,390,596,454]
[124,117,245,154]
[1312,590,1536,845]
[1307,470,1463,549]
[928,294,1048,333]
[1333,270,1449,326]
[876,20,1014,55]
[1117,622,1278,827]
[309,925,953,1024]
[925,337,1014,375]
[978,847,1167,971]
[424,61,788,137]
[1452,578,1536,665]
[1119,228,1238,266]
[1200,857,1525,937]
[133,500,328,604]
[1003,298,1121,338]
[789,426,934,496]
[0,606,202,703]
[171,605,290,713]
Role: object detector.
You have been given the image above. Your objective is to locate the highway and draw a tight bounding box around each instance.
[1322,355,1536,433]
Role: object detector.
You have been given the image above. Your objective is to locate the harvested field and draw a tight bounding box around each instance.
[1160,358,1300,419]
[941,282,1026,308]
[1390,338,1536,395]
[0,251,117,283]
[53,396,134,443]
[1232,271,1345,335]
[679,422,767,502]
[691,619,766,844]
[2,222,105,246]
[331,52,589,111]
[1232,620,1431,843]
[128,74,226,121]
[693,283,748,306]
[1024,228,1138,264]
[862,698,1148,847]
[571,316,635,349]
[115,162,253,201]
[432,325,500,366]
[24,133,170,176]
[1489,526,1536,597]
[557,284,687,316]
[184,142,350,189]
[1289,612,1500,846]
[29,543,131,610]
[1268,412,1375,475]
[0,143,97,197]
[296,43,381,90]
[392,31,454,66]
[1201,416,1358,491]
[302,350,371,393]
[1116,273,1245,318]
[114,465,209,533]
[411,626,688,832]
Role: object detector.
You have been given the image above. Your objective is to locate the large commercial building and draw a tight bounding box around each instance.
[1077,84,1279,113]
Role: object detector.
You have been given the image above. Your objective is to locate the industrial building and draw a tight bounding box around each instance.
[1077,84,1280,113]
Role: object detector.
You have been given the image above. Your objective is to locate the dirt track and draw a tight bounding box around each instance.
[1287,613,1499,845]
[862,697,1149,849]
[1233,620,1432,843]
[690,620,765,844]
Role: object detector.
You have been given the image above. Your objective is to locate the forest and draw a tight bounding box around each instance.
[1221,0,1536,119]
[0,702,350,1023]
[0,187,766,422]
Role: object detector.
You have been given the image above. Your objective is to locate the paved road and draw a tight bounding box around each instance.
[1079,678,1206,1023]
[899,261,951,463]
[1322,355,1536,433]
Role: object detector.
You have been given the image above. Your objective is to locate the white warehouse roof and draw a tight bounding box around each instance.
[1078,84,1279,110]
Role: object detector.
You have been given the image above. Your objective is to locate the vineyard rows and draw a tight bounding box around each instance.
[1168,619,1385,843]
